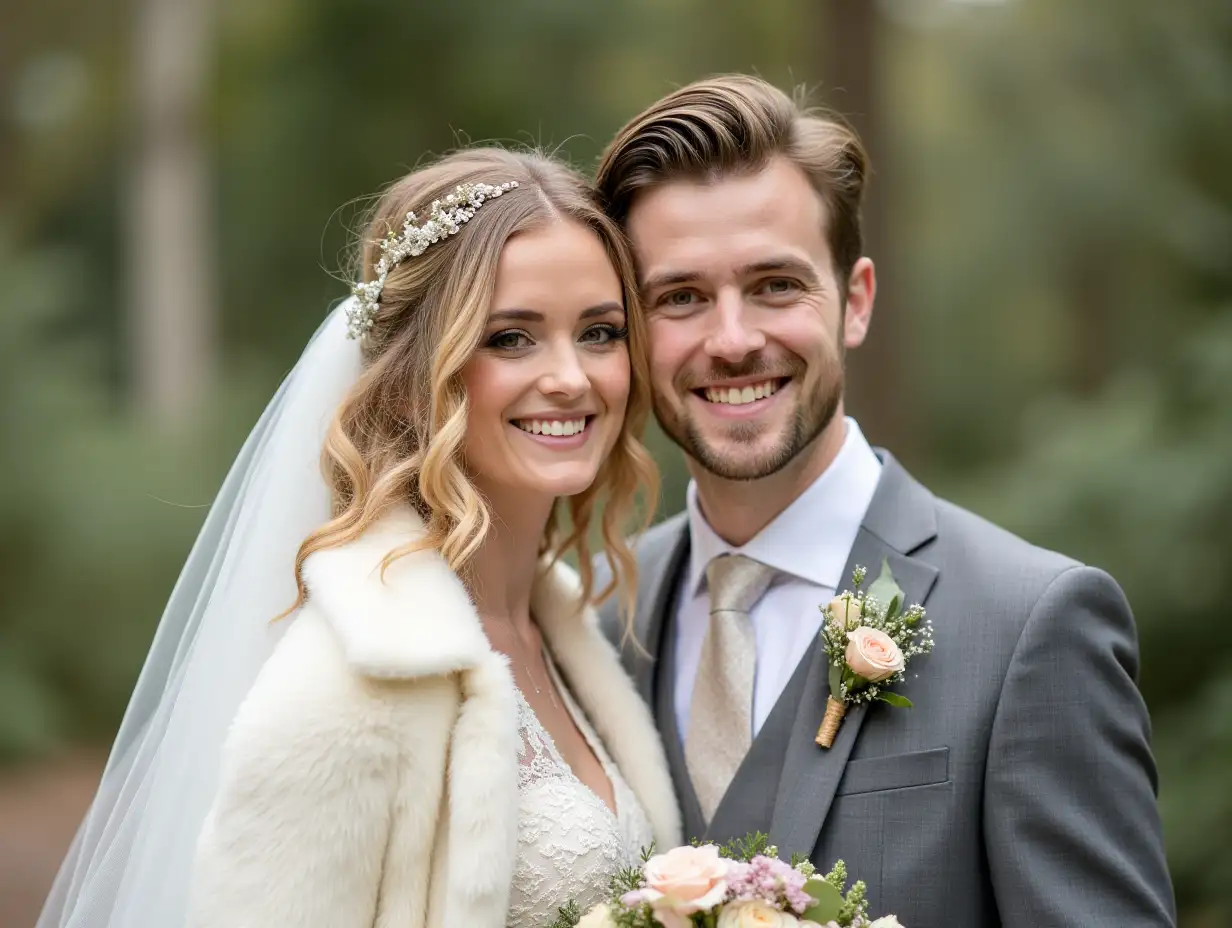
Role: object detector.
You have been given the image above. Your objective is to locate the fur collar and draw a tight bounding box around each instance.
[299,504,613,683]
[301,505,492,678]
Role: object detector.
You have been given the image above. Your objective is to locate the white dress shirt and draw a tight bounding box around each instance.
[675,417,882,739]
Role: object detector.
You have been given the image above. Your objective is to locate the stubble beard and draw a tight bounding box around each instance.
[653,354,845,482]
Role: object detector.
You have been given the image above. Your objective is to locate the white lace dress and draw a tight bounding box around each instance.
[506,654,655,928]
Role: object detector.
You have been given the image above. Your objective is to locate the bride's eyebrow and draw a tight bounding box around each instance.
[488,303,624,323]
[489,309,543,323]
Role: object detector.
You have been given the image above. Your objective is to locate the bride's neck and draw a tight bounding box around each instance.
[466,486,554,639]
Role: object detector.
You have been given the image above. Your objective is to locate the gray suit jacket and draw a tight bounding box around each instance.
[597,452,1175,927]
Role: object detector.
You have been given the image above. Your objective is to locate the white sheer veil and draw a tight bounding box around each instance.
[37,301,364,927]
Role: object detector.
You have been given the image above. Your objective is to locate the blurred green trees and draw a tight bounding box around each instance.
[2,0,1229,922]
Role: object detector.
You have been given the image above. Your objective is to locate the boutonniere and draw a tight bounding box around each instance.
[815,561,935,748]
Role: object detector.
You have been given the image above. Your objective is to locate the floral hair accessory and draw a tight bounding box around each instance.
[346,180,519,339]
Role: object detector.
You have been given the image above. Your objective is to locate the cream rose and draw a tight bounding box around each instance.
[869,917,905,928]
[576,904,618,928]
[641,844,730,928]
[716,900,800,928]
[845,627,905,682]
[828,594,861,631]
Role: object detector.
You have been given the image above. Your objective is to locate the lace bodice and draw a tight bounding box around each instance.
[506,655,654,928]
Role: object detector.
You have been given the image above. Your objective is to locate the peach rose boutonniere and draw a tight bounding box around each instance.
[815,561,935,748]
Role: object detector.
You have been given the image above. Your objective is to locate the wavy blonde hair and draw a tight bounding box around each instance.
[289,148,657,621]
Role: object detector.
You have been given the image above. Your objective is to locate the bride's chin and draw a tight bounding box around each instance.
[524,467,602,500]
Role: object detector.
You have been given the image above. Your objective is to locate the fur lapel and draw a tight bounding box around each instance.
[534,565,683,849]
[303,506,521,926]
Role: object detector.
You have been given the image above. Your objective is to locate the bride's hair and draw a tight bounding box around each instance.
[291,147,657,620]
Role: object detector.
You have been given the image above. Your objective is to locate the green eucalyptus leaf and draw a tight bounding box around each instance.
[885,594,901,621]
[877,691,914,708]
[865,558,904,612]
[846,671,870,692]
[829,662,843,700]
[802,878,844,924]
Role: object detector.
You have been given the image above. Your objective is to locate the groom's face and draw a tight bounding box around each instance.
[626,156,864,480]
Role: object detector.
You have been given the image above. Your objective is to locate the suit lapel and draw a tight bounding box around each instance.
[768,454,940,860]
[630,515,690,703]
[655,597,707,838]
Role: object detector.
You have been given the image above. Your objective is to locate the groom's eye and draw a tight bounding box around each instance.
[759,278,799,296]
[659,290,698,308]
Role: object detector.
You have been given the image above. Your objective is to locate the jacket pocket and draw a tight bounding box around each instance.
[834,746,949,796]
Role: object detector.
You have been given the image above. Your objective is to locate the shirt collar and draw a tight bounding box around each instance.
[685,417,883,598]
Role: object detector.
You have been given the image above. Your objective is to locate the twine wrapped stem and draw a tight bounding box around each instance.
[815,696,848,748]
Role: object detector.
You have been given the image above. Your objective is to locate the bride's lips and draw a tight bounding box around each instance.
[508,415,596,450]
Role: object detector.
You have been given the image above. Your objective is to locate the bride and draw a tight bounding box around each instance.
[38,147,681,927]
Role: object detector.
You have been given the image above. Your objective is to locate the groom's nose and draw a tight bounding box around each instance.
[703,290,766,363]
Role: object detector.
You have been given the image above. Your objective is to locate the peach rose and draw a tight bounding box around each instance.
[640,844,730,928]
[827,594,861,631]
[716,900,800,928]
[845,627,905,682]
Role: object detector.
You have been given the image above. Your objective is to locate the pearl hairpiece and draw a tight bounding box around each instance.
[346,180,519,339]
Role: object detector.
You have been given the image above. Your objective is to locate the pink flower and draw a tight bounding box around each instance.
[640,844,730,928]
[845,627,905,683]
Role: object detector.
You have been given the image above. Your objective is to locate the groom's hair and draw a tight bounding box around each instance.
[596,75,869,292]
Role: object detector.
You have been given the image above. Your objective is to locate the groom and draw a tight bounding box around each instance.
[593,75,1175,927]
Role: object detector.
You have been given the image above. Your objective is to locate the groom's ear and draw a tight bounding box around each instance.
[842,257,876,349]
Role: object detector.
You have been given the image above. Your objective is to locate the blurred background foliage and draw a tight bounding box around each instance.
[1,0,1229,923]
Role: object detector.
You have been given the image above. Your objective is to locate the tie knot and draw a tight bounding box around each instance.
[705,553,775,616]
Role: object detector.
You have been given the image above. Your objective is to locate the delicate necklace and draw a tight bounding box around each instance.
[486,616,559,709]
[519,648,560,710]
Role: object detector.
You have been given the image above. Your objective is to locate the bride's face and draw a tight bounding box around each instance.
[461,219,631,502]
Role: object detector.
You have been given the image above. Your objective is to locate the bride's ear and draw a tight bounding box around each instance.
[843,257,876,349]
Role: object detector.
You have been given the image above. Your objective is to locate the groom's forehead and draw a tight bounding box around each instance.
[625,163,831,284]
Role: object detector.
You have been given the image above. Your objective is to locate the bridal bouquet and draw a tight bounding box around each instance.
[551,834,903,928]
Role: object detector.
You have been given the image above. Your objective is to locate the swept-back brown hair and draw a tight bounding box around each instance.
[596,74,870,293]
[289,148,658,620]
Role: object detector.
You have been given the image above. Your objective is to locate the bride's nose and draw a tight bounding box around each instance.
[537,343,590,400]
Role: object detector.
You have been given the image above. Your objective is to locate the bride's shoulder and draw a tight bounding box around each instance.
[225,605,455,762]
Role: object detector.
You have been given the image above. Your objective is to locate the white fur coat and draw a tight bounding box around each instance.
[186,507,680,927]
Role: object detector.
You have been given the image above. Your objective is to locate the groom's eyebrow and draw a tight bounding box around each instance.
[641,258,820,292]
[736,257,820,283]
[640,270,703,292]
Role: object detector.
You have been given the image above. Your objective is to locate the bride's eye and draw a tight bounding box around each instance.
[579,323,629,346]
[487,329,532,351]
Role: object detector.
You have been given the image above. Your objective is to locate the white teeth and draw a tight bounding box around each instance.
[704,380,780,406]
[513,417,587,436]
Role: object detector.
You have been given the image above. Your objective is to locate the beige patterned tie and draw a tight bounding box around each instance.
[685,553,776,823]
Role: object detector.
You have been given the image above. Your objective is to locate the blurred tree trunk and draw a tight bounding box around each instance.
[821,0,911,456]
[128,0,214,429]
